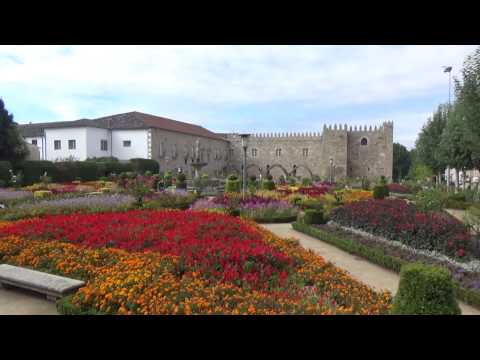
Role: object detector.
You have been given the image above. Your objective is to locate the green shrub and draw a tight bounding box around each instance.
[262,180,275,190]
[373,185,389,199]
[301,178,312,186]
[300,199,323,211]
[392,263,461,315]
[16,160,58,186]
[414,188,447,212]
[96,161,134,178]
[130,158,159,174]
[225,178,241,193]
[361,177,371,190]
[444,199,471,210]
[0,161,12,186]
[303,209,325,225]
[176,173,187,189]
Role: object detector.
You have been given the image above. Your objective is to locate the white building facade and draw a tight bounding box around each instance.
[19,112,231,177]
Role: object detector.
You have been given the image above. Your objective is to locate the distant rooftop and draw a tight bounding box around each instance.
[18,111,228,142]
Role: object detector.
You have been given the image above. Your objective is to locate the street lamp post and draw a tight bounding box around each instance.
[443,66,453,190]
[443,66,453,106]
[240,134,250,199]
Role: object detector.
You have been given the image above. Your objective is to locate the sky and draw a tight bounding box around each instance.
[1,45,478,149]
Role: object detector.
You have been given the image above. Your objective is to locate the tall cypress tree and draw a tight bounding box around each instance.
[0,98,29,164]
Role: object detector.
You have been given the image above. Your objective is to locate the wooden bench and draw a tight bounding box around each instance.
[0,264,85,302]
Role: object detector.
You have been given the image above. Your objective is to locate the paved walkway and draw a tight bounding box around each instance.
[0,285,58,315]
[261,223,480,315]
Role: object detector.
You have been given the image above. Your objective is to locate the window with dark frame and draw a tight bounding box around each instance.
[302,148,308,157]
[68,140,76,150]
[101,140,108,151]
[54,140,61,150]
[276,148,282,157]
[31,139,37,145]
[361,138,368,146]
[123,140,131,147]
[251,148,258,157]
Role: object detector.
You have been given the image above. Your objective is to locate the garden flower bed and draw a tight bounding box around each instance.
[331,199,473,259]
[190,195,299,223]
[0,188,33,202]
[292,221,480,309]
[0,193,135,221]
[387,183,412,194]
[0,211,392,315]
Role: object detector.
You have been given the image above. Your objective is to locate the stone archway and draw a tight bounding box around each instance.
[294,164,314,179]
[246,164,263,177]
[267,164,289,178]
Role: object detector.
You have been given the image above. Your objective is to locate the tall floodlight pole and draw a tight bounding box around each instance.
[240,134,250,199]
[443,66,453,105]
[443,66,453,191]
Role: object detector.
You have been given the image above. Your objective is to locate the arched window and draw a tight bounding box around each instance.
[361,137,368,146]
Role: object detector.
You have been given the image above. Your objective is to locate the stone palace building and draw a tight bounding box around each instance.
[19,111,393,181]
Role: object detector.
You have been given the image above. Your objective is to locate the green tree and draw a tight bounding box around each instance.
[415,104,449,184]
[0,98,29,164]
[455,46,480,169]
[437,103,473,189]
[393,143,411,182]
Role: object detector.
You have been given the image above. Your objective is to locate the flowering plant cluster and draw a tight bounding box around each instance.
[0,212,392,315]
[331,199,473,258]
[191,195,298,221]
[336,189,373,203]
[0,194,135,221]
[0,188,33,202]
[387,183,412,194]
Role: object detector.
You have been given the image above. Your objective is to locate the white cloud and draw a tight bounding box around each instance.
[0,45,477,149]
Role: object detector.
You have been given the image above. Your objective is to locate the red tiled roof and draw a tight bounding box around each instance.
[19,111,228,142]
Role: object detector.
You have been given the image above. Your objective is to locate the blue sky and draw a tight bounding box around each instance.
[1,45,477,149]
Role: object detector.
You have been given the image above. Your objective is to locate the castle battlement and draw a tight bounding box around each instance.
[251,131,322,139]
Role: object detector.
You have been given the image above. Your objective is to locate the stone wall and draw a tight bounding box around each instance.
[225,122,393,181]
[347,122,393,180]
[150,128,230,178]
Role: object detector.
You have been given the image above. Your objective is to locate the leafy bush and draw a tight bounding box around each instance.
[176,173,187,189]
[225,177,241,193]
[303,209,325,225]
[331,199,472,258]
[130,158,159,174]
[373,185,389,199]
[300,199,324,211]
[142,192,197,210]
[392,263,460,315]
[414,188,447,212]
[301,178,312,186]
[361,177,371,190]
[262,180,275,191]
[373,176,389,199]
[0,161,12,186]
[16,161,58,186]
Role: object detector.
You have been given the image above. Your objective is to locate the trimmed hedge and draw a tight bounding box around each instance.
[373,185,389,199]
[262,180,275,190]
[16,160,58,186]
[55,161,99,182]
[303,209,325,225]
[130,158,159,174]
[225,179,241,193]
[0,161,12,186]
[291,221,480,310]
[392,263,461,315]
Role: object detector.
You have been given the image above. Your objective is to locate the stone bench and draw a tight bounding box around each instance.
[0,264,85,302]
